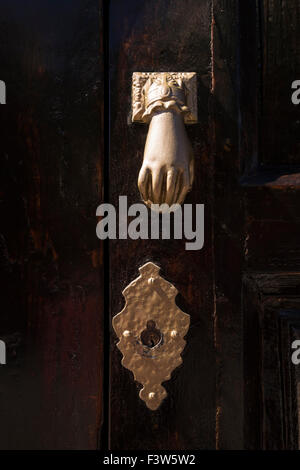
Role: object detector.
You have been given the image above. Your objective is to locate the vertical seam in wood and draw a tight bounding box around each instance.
[210,0,219,451]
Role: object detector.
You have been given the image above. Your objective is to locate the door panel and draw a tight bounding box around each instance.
[244,274,300,449]
[109,0,216,451]
[261,0,300,166]
[0,0,104,450]
[239,0,300,451]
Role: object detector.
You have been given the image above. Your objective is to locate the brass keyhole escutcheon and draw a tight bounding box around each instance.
[141,320,162,348]
[112,262,190,410]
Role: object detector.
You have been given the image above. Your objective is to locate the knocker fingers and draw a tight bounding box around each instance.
[139,165,192,208]
[151,168,164,204]
[165,168,178,206]
[138,166,150,203]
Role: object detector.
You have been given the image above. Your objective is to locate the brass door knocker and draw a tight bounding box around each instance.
[132,72,197,209]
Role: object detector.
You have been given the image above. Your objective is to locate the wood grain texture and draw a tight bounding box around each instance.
[261,0,300,167]
[0,0,299,451]
[297,348,300,450]
[211,0,244,450]
[233,0,300,449]
[109,0,216,450]
[109,0,300,450]
[280,318,300,449]
[0,0,104,449]
[243,275,300,449]
[240,4,300,449]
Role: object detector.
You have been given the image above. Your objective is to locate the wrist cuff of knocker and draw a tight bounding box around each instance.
[142,99,190,122]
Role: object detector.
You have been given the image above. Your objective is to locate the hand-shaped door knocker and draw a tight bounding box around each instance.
[132,72,197,209]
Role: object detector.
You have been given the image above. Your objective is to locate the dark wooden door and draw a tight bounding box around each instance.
[0,0,104,450]
[0,0,299,450]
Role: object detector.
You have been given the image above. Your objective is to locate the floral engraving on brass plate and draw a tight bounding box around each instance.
[112,262,190,410]
[132,72,197,124]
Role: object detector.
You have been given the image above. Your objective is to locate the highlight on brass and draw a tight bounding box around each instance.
[112,262,190,410]
[132,72,197,210]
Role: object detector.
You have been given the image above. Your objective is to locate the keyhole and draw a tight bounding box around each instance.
[140,320,162,348]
